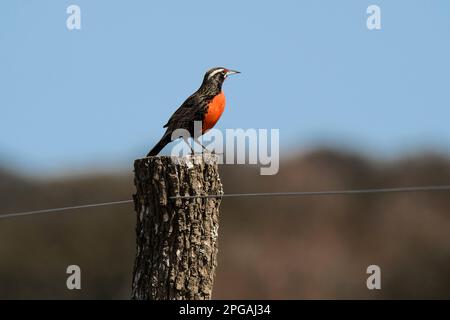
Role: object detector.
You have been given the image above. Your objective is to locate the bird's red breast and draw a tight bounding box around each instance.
[203,91,226,133]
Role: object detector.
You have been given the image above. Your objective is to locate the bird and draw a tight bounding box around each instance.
[147,67,240,156]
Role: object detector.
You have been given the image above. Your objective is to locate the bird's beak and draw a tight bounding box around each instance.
[225,69,240,76]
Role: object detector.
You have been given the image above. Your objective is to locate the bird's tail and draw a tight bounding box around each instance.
[147,133,172,157]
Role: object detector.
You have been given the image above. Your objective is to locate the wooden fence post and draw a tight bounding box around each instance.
[131,154,223,300]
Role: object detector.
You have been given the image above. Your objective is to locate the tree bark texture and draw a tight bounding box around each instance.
[131,155,223,300]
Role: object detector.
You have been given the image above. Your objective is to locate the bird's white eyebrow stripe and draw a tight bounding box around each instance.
[208,68,225,79]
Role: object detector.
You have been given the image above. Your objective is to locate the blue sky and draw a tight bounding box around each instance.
[1,1,449,174]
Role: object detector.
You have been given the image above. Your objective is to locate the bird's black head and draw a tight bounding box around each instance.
[200,67,240,94]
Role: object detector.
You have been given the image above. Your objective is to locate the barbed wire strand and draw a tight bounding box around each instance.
[171,185,450,199]
[1,185,449,220]
[0,200,133,220]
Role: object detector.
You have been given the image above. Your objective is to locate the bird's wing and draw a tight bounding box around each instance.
[163,93,207,130]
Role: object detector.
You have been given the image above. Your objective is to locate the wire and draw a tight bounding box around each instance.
[0,200,133,220]
[170,185,450,199]
[1,185,449,219]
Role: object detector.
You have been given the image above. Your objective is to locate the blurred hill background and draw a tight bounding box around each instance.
[1,148,450,299]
